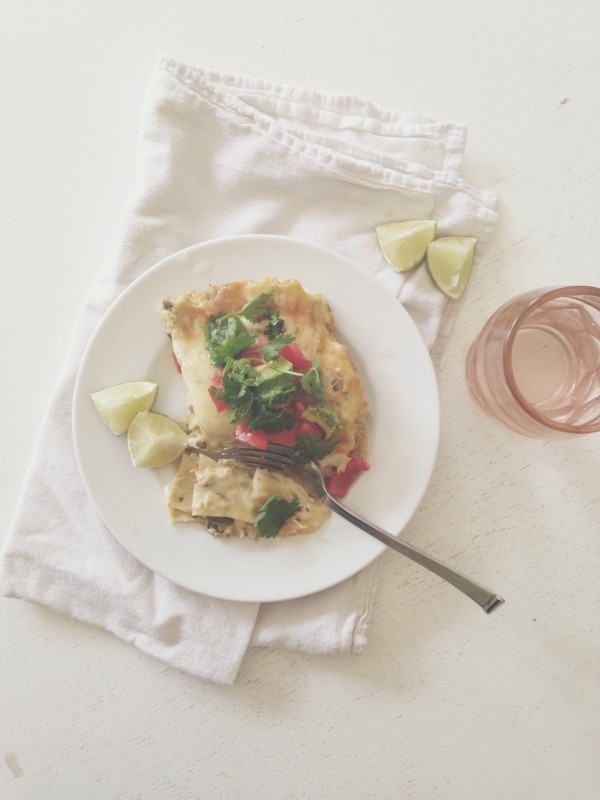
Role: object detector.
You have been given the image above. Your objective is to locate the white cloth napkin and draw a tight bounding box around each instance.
[0,55,497,684]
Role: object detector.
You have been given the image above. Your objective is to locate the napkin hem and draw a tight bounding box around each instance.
[158,54,465,134]
[156,55,492,203]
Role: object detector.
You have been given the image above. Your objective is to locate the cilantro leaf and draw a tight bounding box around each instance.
[295,434,339,460]
[216,358,261,422]
[224,357,259,387]
[261,333,295,361]
[205,315,255,367]
[239,292,274,322]
[255,367,297,406]
[248,406,295,433]
[240,292,288,340]
[215,358,297,430]
[254,493,300,538]
[300,358,325,399]
[264,317,285,339]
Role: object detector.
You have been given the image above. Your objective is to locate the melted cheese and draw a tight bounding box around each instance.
[166,451,330,537]
[191,454,257,522]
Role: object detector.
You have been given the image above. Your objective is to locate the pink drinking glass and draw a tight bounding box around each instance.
[465,286,600,438]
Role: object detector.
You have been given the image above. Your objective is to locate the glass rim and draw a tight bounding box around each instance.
[502,285,600,434]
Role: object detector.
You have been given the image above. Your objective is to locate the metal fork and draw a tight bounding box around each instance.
[219,442,504,614]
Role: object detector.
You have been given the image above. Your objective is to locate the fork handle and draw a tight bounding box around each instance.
[326,499,504,613]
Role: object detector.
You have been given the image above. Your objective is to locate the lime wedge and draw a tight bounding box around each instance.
[127,411,188,468]
[376,220,437,272]
[91,381,158,436]
[427,236,477,299]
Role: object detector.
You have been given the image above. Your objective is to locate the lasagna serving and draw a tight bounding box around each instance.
[160,277,369,539]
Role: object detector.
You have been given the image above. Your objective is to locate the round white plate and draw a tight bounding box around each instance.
[73,235,439,603]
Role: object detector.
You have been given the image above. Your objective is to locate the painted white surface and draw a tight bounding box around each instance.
[1,1,598,798]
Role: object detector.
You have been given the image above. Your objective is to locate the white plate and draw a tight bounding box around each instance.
[73,235,439,603]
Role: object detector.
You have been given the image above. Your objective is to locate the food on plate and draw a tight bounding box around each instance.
[160,277,370,538]
[91,381,158,435]
[426,236,477,300]
[375,219,437,272]
[127,410,188,468]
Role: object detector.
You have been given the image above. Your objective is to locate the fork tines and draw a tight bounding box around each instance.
[221,442,301,472]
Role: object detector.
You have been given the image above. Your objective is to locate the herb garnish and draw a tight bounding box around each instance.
[205,315,256,367]
[295,434,339,460]
[254,493,300,538]
[204,292,285,367]
[299,358,325,399]
[239,292,286,341]
[238,293,275,322]
[214,358,297,432]
[205,291,341,443]
[261,333,295,361]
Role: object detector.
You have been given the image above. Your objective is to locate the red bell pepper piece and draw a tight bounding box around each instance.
[235,424,270,450]
[297,419,324,439]
[240,334,268,366]
[326,457,370,497]
[279,343,312,372]
[238,346,264,366]
[267,426,299,446]
[208,369,228,411]
[208,386,228,412]
[212,369,223,387]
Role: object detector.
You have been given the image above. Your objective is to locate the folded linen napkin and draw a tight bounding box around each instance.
[0,55,497,684]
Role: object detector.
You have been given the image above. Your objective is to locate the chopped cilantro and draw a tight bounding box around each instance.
[300,358,325,399]
[248,407,295,433]
[205,315,255,367]
[239,292,274,322]
[205,293,291,366]
[254,366,297,405]
[214,358,296,432]
[254,493,300,538]
[239,291,290,341]
[261,333,295,361]
[264,317,285,339]
[295,434,339,460]
[205,294,344,445]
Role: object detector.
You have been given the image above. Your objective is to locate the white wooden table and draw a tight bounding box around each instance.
[2,2,599,798]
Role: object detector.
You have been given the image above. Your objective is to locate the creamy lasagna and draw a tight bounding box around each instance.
[160,277,369,538]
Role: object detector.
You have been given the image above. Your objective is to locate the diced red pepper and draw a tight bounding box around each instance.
[267,426,299,446]
[238,346,264,366]
[297,419,324,439]
[208,386,228,412]
[292,400,306,417]
[208,369,228,411]
[173,353,182,373]
[212,369,223,388]
[239,334,268,365]
[279,343,312,372]
[326,457,370,497]
[235,421,305,449]
[235,424,270,450]
[267,404,324,446]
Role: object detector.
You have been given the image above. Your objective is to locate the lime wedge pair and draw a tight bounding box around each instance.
[91,381,187,467]
[375,220,476,299]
